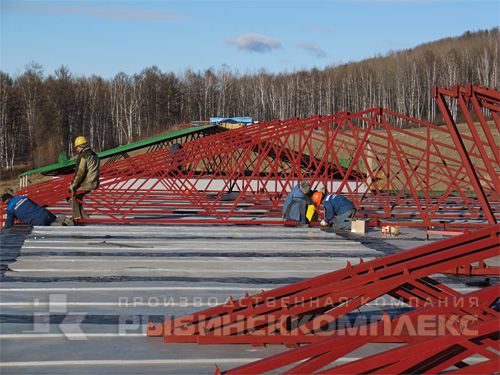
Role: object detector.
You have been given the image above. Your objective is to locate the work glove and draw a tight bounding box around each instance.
[320,220,328,227]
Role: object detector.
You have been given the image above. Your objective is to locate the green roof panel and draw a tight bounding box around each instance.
[18,125,219,177]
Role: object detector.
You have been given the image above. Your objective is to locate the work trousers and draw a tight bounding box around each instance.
[283,199,309,224]
[71,191,90,220]
[333,209,356,229]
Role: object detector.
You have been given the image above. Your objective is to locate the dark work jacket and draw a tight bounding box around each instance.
[323,194,356,223]
[5,196,56,227]
[282,184,313,222]
[71,147,100,192]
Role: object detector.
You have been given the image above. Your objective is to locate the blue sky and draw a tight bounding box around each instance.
[1,1,499,79]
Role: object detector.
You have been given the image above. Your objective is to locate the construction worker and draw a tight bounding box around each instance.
[1,193,74,228]
[282,181,314,227]
[69,136,100,220]
[312,190,356,229]
[168,143,184,174]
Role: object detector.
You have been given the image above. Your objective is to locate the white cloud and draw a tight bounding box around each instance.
[296,42,327,58]
[224,34,281,53]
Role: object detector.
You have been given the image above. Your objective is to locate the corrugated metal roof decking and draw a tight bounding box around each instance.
[6,228,382,282]
[0,224,482,374]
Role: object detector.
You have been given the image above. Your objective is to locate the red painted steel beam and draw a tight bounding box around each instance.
[433,88,496,224]
[2,85,498,229]
[218,286,499,374]
[148,225,499,344]
[458,92,500,191]
[317,320,498,375]
[444,358,500,374]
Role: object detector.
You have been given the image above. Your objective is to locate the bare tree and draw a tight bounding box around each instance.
[2,28,499,173]
[18,61,44,150]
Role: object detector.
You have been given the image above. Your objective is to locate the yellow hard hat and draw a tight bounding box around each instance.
[74,136,87,147]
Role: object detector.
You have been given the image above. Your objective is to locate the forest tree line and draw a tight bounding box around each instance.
[1,28,498,171]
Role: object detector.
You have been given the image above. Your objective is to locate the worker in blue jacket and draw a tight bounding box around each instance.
[1,193,74,228]
[282,181,314,226]
[312,190,356,229]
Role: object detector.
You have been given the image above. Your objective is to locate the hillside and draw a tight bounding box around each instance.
[1,28,498,172]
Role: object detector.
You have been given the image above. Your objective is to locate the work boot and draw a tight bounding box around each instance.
[51,215,67,226]
[64,217,75,226]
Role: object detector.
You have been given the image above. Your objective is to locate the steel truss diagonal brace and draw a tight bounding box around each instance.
[148,225,499,345]
[219,285,499,375]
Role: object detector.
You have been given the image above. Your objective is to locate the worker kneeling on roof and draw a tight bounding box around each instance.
[312,190,356,230]
[282,181,315,227]
[1,193,74,228]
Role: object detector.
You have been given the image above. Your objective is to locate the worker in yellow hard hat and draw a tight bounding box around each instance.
[69,136,100,221]
[74,136,87,148]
